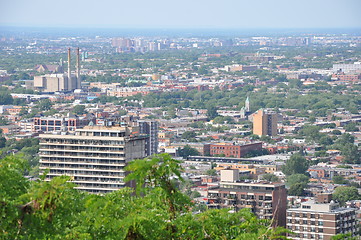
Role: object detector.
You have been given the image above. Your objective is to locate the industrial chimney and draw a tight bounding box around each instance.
[76,47,80,84]
[67,48,71,81]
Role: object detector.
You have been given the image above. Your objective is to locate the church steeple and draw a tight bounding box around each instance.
[245,96,250,112]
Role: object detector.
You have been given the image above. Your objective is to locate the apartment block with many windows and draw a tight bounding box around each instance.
[287,200,359,240]
[206,169,287,227]
[39,126,147,194]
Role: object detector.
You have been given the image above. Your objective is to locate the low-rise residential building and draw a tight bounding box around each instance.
[209,142,262,158]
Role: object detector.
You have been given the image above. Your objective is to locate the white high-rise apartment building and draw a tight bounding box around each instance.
[39,126,147,194]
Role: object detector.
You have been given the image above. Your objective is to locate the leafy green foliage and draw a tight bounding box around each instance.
[206,169,217,176]
[332,134,361,164]
[177,145,200,158]
[286,174,309,187]
[288,183,306,196]
[206,105,219,120]
[333,186,361,206]
[332,175,349,184]
[261,173,280,182]
[72,105,87,115]
[0,154,290,239]
[282,154,309,176]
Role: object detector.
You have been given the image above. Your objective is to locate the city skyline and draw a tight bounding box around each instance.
[1,0,361,29]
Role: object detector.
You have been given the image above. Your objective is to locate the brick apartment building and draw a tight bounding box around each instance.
[253,109,278,137]
[287,198,359,240]
[209,142,262,158]
[207,169,287,227]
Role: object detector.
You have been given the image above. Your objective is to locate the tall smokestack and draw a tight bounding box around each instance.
[76,47,80,88]
[67,48,71,80]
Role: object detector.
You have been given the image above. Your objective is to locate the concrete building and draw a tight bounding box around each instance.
[207,169,287,227]
[287,200,359,240]
[138,120,159,156]
[253,109,278,137]
[33,114,95,133]
[333,62,361,74]
[33,48,81,92]
[39,126,147,193]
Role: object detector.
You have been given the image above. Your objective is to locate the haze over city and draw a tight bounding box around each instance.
[1,0,361,29]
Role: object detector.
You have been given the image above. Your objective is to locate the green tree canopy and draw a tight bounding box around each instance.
[178,145,200,158]
[333,186,361,206]
[288,183,306,196]
[286,174,309,187]
[332,175,349,185]
[72,105,87,115]
[206,105,219,120]
[282,153,309,176]
[261,173,280,182]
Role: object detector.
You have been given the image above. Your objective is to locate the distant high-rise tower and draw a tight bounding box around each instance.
[138,120,159,156]
[253,109,277,136]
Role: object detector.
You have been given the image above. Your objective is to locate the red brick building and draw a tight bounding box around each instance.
[209,142,262,158]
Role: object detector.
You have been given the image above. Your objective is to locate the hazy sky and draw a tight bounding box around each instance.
[1,0,361,29]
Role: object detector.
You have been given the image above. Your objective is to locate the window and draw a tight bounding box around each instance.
[303,220,308,224]
[318,221,323,226]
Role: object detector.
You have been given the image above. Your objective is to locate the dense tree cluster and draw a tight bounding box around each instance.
[282,154,309,176]
[139,87,359,117]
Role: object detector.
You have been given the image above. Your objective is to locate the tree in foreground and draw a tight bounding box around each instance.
[1,153,290,239]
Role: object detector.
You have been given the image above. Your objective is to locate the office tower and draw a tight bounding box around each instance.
[253,109,277,136]
[207,169,287,227]
[287,200,359,240]
[39,126,147,193]
[138,120,159,156]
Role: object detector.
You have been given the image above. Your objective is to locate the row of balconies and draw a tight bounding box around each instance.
[40,164,124,171]
[40,151,125,157]
[40,159,125,166]
[40,154,125,160]
[41,165,125,173]
[40,140,125,146]
[40,147,125,154]
[46,172,124,178]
